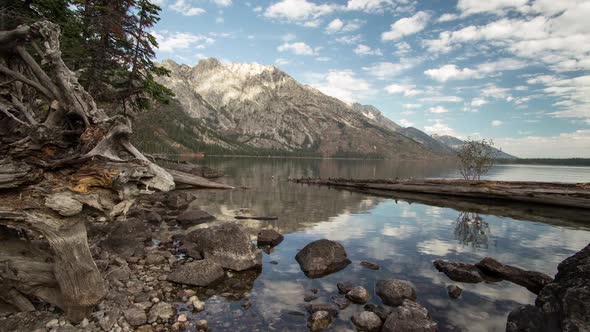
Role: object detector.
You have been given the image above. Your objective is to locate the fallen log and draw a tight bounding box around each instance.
[290,178,590,210]
[165,168,234,189]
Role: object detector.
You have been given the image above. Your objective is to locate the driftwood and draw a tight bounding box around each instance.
[0,20,231,322]
[290,178,590,210]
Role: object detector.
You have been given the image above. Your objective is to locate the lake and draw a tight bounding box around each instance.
[172,158,590,331]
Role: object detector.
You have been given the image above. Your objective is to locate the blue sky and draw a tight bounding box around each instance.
[151,0,590,158]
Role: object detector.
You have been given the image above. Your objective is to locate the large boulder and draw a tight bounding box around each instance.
[185,222,261,271]
[475,257,552,294]
[433,260,483,283]
[376,280,417,306]
[506,244,590,332]
[167,260,225,286]
[295,239,351,278]
[352,311,382,332]
[381,300,438,332]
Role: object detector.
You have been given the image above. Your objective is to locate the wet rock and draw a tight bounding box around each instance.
[196,319,208,331]
[447,285,462,299]
[476,257,552,294]
[346,286,370,304]
[352,311,383,332]
[148,302,175,323]
[177,208,215,225]
[168,260,224,286]
[381,299,438,332]
[337,281,354,294]
[364,304,393,322]
[295,239,351,278]
[308,310,333,332]
[304,293,318,302]
[376,280,417,306]
[360,261,380,270]
[332,296,351,309]
[124,305,147,326]
[186,222,262,271]
[433,260,484,283]
[506,243,590,332]
[306,303,339,317]
[257,229,284,247]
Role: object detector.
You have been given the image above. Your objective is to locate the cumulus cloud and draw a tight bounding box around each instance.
[306,69,373,103]
[429,106,449,114]
[491,120,503,126]
[325,19,344,33]
[424,120,458,136]
[382,11,431,41]
[169,0,205,15]
[398,119,415,127]
[335,34,363,44]
[495,130,590,158]
[154,31,214,52]
[212,0,232,7]
[354,44,383,56]
[264,0,338,24]
[424,59,528,82]
[457,0,528,16]
[362,60,416,79]
[384,84,422,97]
[420,95,463,103]
[471,98,489,107]
[277,42,318,55]
[346,0,397,13]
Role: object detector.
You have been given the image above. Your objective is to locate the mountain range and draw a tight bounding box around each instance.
[133,58,516,160]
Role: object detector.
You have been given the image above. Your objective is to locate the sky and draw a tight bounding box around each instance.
[151,0,590,158]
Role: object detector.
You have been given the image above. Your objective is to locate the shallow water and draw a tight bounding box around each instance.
[177,158,590,331]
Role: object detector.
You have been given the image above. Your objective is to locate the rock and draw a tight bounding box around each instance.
[332,296,351,309]
[186,222,262,271]
[360,261,380,270]
[148,302,175,323]
[364,304,393,322]
[306,303,339,317]
[136,325,154,332]
[45,192,84,216]
[179,242,203,260]
[145,211,162,224]
[257,229,284,247]
[346,286,370,304]
[196,319,208,331]
[308,310,333,332]
[446,285,462,299]
[163,191,194,210]
[124,305,147,326]
[295,239,351,278]
[337,281,354,294]
[167,260,225,286]
[352,311,383,332]
[506,244,590,332]
[177,314,188,323]
[304,294,318,302]
[100,218,152,258]
[376,280,417,306]
[145,253,167,265]
[475,257,552,294]
[177,209,215,225]
[433,260,484,283]
[381,300,438,332]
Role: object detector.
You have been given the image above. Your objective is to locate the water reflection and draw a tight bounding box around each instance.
[454,212,491,248]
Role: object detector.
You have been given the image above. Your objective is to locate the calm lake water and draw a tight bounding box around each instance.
[173,158,590,332]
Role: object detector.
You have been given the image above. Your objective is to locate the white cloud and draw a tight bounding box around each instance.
[277,42,318,55]
[424,59,527,82]
[457,0,529,16]
[306,70,373,103]
[264,0,338,23]
[325,18,364,33]
[282,33,297,42]
[495,130,590,158]
[429,106,449,114]
[170,0,205,15]
[212,0,232,6]
[424,120,458,136]
[471,98,489,107]
[394,41,412,56]
[346,0,396,13]
[326,19,344,33]
[335,34,363,44]
[315,56,331,62]
[420,95,463,103]
[399,119,415,127]
[403,103,422,109]
[437,13,458,22]
[481,84,513,101]
[354,44,383,56]
[382,11,431,41]
[362,60,415,79]
[154,32,214,52]
[491,120,503,126]
[275,58,290,66]
[384,83,422,97]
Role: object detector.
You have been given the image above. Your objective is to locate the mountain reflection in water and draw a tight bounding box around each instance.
[176,157,589,332]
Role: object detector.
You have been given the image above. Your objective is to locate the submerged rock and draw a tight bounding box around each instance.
[186,222,262,271]
[337,281,354,294]
[446,285,462,299]
[352,311,383,332]
[364,304,393,322]
[257,229,284,247]
[475,257,552,295]
[332,296,351,309]
[360,261,380,270]
[381,300,438,332]
[295,239,351,278]
[376,280,417,306]
[433,260,484,283]
[506,243,590,332]
[306,303,339,317]
[167,260,225,286]
[346,286,370,304]
[308,310,333,332]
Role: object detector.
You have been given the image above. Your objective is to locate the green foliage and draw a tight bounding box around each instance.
[457,138,497,180]
[1,0,173,113]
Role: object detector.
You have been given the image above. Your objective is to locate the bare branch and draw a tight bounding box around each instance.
[0,64,54,100]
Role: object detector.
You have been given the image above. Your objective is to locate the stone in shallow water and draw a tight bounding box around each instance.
[337,281,354,294]
[352,311,383,332]
[433,260,484,283]
[360,261,380,270]
[381,300,438,332]
[306,303,339,317]
[257,229,284,247]
[167,260,224,286]
[376,280,417,306]
[295,239,351,278]
[475,257,552,294]
[332,296,350,309]
[446,285,462,299]
[346,286,370,304]
[186,222,262,271]
[308,310,333,332]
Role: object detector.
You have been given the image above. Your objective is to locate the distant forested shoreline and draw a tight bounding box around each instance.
[496,158,590,167]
